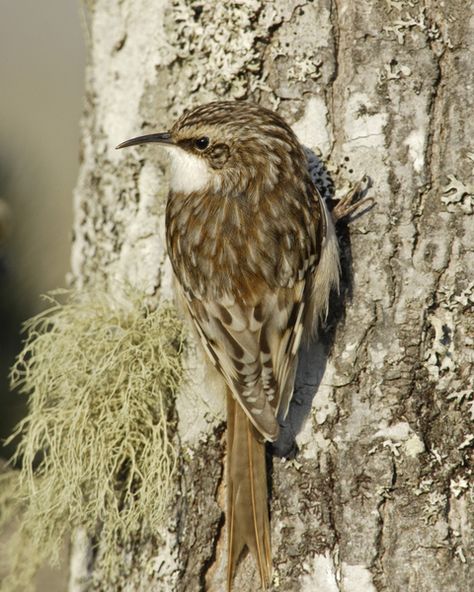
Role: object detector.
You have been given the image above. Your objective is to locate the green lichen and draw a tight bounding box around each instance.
[0,289,185,591]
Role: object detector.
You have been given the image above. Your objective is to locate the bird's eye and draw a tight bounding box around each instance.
[194,136,210,150]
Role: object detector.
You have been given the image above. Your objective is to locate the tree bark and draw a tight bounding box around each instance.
[71,1,474,590]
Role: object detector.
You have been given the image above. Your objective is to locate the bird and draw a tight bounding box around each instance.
[117,101,369,590]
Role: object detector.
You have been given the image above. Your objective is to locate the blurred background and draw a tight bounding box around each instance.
[0,1,85,453]
[0,2,84,587]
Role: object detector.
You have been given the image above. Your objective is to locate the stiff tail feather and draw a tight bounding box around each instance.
[226,389,272,591]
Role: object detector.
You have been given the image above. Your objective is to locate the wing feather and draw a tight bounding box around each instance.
[180,278,307,441]
[171,179,334,442]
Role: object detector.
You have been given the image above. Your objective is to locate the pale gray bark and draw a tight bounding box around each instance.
[71,1,474,590]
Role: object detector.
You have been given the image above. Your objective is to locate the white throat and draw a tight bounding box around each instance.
[168,148,210,193]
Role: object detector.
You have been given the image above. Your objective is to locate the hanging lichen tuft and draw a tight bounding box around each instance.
[0,288,186,591]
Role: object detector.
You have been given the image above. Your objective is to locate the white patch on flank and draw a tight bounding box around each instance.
[311,197,340,321]
[168,147,210,193]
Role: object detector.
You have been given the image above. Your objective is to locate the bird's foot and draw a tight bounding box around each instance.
[331,176,374,224]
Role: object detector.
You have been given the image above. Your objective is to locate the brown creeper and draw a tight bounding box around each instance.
[117,101,365,590]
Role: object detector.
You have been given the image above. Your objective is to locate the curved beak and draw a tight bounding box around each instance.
[116,132,174,150]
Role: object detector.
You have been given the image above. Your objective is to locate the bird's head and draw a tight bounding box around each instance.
[117,101,307,196]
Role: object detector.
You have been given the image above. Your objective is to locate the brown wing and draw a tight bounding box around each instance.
[179,276,309,441]
[168,178,328,441]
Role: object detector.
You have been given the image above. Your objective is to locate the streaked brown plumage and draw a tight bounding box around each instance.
[118,101,342,590]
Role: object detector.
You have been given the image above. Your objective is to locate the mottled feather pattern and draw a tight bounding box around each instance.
[166,102,337,440]
[166,103,340,588]
[118,101,341,589]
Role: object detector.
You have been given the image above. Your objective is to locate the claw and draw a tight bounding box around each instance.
[331,176,374,223]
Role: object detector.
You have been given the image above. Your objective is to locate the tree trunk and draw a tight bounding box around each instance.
[71,1,474,590]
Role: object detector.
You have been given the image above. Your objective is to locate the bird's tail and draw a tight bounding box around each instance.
[226,388,272,591]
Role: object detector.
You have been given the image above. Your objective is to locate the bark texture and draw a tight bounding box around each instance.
[71,1,474,590]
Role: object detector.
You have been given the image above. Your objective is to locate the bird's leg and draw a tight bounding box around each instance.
[331,176,374,224]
